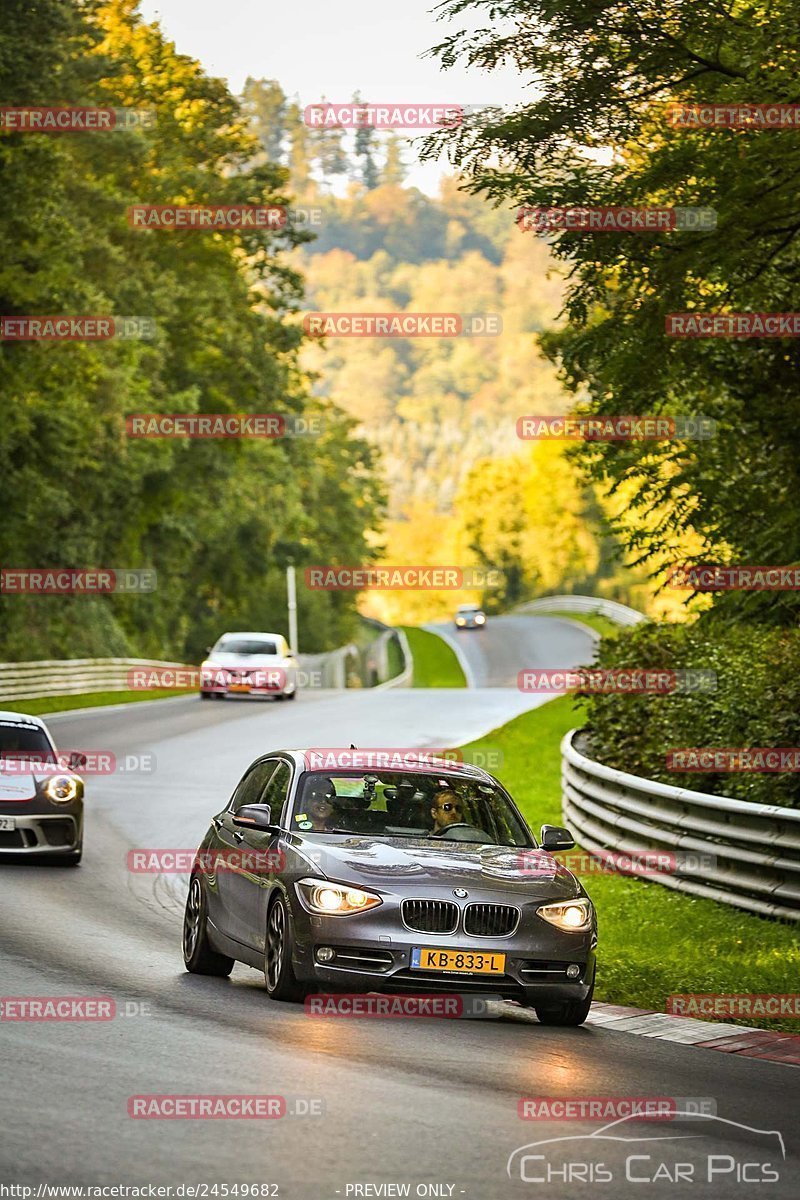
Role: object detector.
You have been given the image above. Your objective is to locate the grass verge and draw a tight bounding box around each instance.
[3,689,195,717]
[400,627,466,688]
[460,696,800,1033]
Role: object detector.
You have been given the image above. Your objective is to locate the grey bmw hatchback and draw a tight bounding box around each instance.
[183,750,597,1025]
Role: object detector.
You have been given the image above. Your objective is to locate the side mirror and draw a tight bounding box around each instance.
[68,751,88,771]
[233,803,279,832]
[540,824,575,852]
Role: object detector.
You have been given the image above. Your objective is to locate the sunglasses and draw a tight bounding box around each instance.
[437,802,461,813]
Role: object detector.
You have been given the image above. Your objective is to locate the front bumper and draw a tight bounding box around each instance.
[289,892,596,1002]
[0,803,83,855]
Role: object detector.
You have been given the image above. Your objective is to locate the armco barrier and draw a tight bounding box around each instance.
[517,594,646,626]
[0,631,411,705]
[562,728,800,922]
[0,658,188,703]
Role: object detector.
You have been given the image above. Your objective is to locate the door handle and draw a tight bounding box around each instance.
[233,830,245,843]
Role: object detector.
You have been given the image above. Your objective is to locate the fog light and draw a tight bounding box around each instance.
[316,946,336,963]
[566,963,581,979]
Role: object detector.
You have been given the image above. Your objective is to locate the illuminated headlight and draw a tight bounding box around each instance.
[474,613,486,624]
[296,877,382,916]
[44,774,79,804]
[537,898,593,932]
[456,618,466,626]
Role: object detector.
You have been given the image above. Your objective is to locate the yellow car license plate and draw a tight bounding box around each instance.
[229,683,251,693]
[411,947,506,974]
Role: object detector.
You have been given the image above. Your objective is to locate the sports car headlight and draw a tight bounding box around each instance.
[474,613,486,624]
[44,774,79,804]
[296,877,382,916]
[456,618,466,625]
[537,898,593,932]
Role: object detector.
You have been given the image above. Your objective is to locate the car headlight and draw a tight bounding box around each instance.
[44,774,80,804]
[456,618,466,625]
[296,877,382,916]
[537,898,593,932]
[474,613,486,624]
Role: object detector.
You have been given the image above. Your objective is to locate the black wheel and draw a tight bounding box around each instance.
[534,975,595,1027]
[200,691,212,700]
[285,689,297,701]
[49,848,82,866]
[183,875,234,976]
[264,893,305,1001]
[273,692,286,702]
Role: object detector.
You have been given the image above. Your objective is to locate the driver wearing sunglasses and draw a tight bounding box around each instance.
[430,789,463,835]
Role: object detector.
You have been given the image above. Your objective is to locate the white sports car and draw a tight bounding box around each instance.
[200,631,298,701]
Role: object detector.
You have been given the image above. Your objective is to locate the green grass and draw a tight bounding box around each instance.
[460,696,800,1033]
[530,609,622,640]
[400,626,466,688]
[2,689,195,716]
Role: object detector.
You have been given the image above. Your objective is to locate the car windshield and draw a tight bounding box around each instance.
[292,770,533,847]
[458,605,480,613]
[0,722,54,760]
[216,638,278,656]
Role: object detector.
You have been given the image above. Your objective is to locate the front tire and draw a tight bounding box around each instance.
[534,975,595,1027]
[264,893,305,1001]
[183,875,234,976]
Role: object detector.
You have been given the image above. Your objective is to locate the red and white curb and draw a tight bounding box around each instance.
[585,1002,800,1066]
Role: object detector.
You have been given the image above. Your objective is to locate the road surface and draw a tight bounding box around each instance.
[0,617,797,1197]
[425,614,598,687]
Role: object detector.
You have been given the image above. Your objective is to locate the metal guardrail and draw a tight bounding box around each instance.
[0,658,188,703]
[562,728,800,922]
[517,594,646,626]
[0,628,412,705]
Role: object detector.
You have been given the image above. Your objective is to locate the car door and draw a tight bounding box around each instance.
[235,759,293,951]
[211,758,279,945]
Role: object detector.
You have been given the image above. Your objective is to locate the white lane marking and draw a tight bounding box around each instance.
[422,625,478,688]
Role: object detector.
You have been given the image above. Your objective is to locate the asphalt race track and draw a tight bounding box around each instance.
[1,617,798,1197]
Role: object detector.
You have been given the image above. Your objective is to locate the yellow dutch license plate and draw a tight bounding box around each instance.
[411,947,506,974]
[229,683,251,693]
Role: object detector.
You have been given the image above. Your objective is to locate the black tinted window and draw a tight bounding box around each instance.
[230,761,277,812]
[218,639,277,656]
[262,762,291,814]
[0,723,53,757]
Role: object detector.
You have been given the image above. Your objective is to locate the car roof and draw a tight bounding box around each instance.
[275,749,496,784]
[0,710,48,729]
[457,603,482,610]
[215,631,284,641]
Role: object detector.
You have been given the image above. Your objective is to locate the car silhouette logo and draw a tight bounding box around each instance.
[453,888,468,898]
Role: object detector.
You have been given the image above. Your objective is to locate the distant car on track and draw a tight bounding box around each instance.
[0,711,84,865]
[455,603,486,629]
[183,750,597,1025]
[200,631,298,701]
